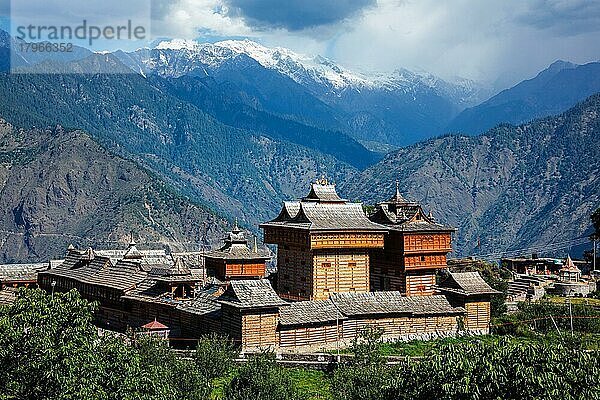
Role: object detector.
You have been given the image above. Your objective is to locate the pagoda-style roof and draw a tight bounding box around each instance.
[154,257,199,283]
[41,248,148,292]
[142,319,169,330]
[369,182,455,233]
[205,222,270,261]
[218,279,289,309]
[302,180,346,203]
[438,272,501,296]
[261,181,386,233]
[561,255,581,273]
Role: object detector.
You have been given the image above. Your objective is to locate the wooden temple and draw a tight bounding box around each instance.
[368,182,455,296]
[28,179,496,351]
[261,179,387,301]
[204,221,270,281]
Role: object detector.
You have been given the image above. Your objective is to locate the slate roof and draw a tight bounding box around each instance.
[0,287,17,305]
[263,202,387,232]
[302,183,346,203]
[218,279,289,309]
[279,299,345,326]
[205,226,270,261]
[330,292,464,317]
[0,262,48,282]
[42,251,148,291]
[122,279,223,316]
[262,182,386,233]
[369,185,455,233]
[438,272,501,296]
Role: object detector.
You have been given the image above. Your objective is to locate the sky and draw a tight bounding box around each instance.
[2,0,600,86]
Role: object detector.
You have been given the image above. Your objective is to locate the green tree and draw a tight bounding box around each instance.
[225,353,301,400]
[332,327,394,400]
[194,333,238,382]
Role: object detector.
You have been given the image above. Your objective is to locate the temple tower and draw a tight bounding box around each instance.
[368,182,455,296]
[261,179,386,301]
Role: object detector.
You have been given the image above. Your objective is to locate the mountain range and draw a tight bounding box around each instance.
[0,29,599,261]
[343,93,600,257]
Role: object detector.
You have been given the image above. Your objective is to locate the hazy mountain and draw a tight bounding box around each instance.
[447,60,600,135]
[0,119,229,262]
[342,94,600,258]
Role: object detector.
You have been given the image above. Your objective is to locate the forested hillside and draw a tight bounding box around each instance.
[343,94,600,257]
[0,54,356,235]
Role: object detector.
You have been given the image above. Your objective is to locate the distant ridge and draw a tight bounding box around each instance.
[446,60,600,135]
[343,93,600,257]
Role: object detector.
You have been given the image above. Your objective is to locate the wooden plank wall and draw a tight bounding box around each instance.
[403,232,452,253]
[277,245,313,300]
[278,324,341,348]
[405,273,436,296]
[341,315,457,339]
[241,309,279,349]
[369,249,405,292]
[465,301,491,332]
[226,262,265,278]
[264,227,310,247]
[404,254,448,270]
[310,233,385,249]
[221,304,242,343]
[278,315,459,348]
[313,249,369,300]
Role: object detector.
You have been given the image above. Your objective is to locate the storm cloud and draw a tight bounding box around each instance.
[223,0,376,31]
[516,0,600,35]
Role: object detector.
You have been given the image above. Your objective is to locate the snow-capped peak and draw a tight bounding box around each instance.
[155,38,201,51]
[146,38,486,101]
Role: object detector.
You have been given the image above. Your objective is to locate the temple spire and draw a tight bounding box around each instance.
[390,180,407,203]
[233,218,240,233]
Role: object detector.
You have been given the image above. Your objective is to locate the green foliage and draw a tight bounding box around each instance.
[3,288,600,400]
[0,288,103,399]
[333,335,600,400]
[224,353,301,400]
[332,327,393,400]
[194,333,239,382]
[0,288,223,400]
[493,301,600,336]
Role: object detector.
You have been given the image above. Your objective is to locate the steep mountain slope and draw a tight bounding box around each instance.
[150,74,381,169]
[0,120,229,263]
[342,94,600,257]
[0,54,357,231]
[447,60,600,135]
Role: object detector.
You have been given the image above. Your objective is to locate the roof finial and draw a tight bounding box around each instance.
[233,217,240,232]
[129,231,136,246]
[395,179,400,197]
[253,236,258,253]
